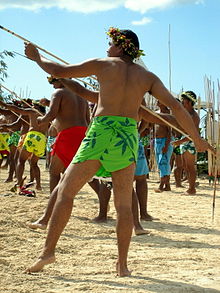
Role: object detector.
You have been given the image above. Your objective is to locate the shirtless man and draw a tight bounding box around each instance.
[0,100,47,190]
[154,101,173,192]
[0,115,10,168]
[172,91,200,195]
[0,102,30,182]
[24,27,210,276]
[38,76,90,192]
[27,76,99,230]
[0,104,21,171]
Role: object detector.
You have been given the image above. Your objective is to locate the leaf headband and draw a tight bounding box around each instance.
[106,27,145,60]
[181,91,197,103]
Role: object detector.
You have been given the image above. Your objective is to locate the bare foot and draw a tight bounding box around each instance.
[181,189,196,196]
[4,178,13,183]
[92,216,107,223]
[25,255,55,273]
[140,214,159,221]
[186,189,196,195]
[116,262,131,277]
[36,186,42,191]
[134,228,150,236]
[27,221,47,230]
[154,188,163,193]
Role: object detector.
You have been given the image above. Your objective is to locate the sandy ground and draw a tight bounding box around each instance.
[0,159,220,293]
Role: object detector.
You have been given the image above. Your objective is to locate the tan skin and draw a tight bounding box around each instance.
[0,100,48,189]
[172,98,200,194]
[0,109,16,169]
[24,39,210,277]
[172,129,185,188]
[0,115,29,182]
[28,80,100,231]
[37,80,90,192]
[56,82,154,225]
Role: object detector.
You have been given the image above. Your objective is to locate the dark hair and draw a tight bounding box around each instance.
[34,103,46,114]
[181,91,197,106]
[119,30,140,58]
[120,30,140,49]
[107,27,144,60]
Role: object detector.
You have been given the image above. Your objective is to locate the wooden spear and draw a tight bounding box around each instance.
[0,25,98,89]
[1,84,43,117]
[0,25,216,153]
[212,80,220,221]
[0,93,30,125]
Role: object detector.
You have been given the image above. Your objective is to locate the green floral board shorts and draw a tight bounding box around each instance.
[8,131,21,147]
[180,140,196,155]
[72,116,138,178]
[173,145,181,155]
[22,130,46,158]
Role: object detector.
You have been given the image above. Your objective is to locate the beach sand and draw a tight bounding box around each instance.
[0,159,219,293]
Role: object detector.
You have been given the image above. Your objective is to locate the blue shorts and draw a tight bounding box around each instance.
[135,140,149,176]
[154,137,173,177]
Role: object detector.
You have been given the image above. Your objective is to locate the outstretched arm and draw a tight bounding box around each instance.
[0,100,34,116]
[59,79,99,104]
[0,107,12,116]
[146,73,211,152]
[24,43,100,78]
[0,116,21,130]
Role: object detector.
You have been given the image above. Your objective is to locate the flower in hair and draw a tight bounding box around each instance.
[106,27,145,60]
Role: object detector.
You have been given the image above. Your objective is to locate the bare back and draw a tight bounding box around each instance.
[29,112,48,134]
[95,57,151,120]
[51,88,89,132]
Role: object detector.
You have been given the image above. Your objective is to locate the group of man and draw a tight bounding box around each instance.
[153,90,200,195]
[0,27,212,277]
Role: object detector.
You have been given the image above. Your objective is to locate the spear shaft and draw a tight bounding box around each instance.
[0,25,98,88]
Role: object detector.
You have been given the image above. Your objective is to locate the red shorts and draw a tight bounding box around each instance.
[0,150,9,155]
[51,126,87,168]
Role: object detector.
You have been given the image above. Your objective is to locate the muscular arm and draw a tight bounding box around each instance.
[0,101,35,116]
[59,79,99,104]
[1,104,36,116]
[0,116,21,129]
[147,74,201,143]
[24,43,100,78]
[38,92,61,125]
[0,107,13,116]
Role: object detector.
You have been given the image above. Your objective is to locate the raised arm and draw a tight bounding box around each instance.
[0,116,21,130]
[0,100,34,116]
[24,43,100,78]
[147,73,214,153]
[59,79,99,104]
[0,107,12,116]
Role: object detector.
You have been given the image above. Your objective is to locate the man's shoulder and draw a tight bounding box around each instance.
[193,110,200,121]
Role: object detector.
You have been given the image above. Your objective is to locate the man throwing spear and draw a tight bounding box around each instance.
[24,27,211,276]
